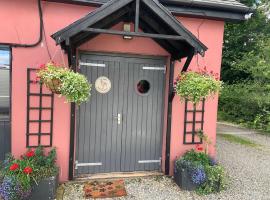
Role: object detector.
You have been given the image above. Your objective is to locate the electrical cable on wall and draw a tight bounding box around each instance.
[0,0,43,48]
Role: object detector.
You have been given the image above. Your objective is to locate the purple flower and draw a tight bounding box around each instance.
[0,176,31,200]
[209,157,218,166]
[191,166,206,185]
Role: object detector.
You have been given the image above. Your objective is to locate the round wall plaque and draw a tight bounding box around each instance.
[95,76,111,94]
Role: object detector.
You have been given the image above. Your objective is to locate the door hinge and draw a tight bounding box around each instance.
[78,60,106,69]
[138,157,161,165]
[75,160,102,169]
[142,65,166,73]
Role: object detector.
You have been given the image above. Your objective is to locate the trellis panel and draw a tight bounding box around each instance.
[26,68,54,148]
[183,99,205,144]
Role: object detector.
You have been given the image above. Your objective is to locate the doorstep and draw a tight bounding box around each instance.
[75,171,163,181]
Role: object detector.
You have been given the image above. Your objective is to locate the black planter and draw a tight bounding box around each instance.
[29,176,58,200]
[174,167,197,191]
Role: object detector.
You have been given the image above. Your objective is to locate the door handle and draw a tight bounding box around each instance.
[113,114,121,125]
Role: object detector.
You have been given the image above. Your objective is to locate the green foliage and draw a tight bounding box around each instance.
[37,63,66,82]
[37,63,92,105]
[196,165,227,195]
[222,3,270,84]
[178,149,211,167]
[175,71,222,104]
[219,134,260,147]
[175,149,227,195]
[0,147,58,198]
[60,70,92,104]
[219,83,270,132]
[220,3,270,133]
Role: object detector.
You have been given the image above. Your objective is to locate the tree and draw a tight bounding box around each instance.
[221,0,270,83]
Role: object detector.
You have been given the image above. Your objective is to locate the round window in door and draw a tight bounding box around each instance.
[136,80,150,95]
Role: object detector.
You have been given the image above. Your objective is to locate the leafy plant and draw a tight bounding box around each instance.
[196,165,227,195]
[0,147,58,200]
[219,83,270,133]
[175,68,222,104]
[220,1,270,134]
[175,149,227,195]
[180,149,211,167]
[37,62,92,105]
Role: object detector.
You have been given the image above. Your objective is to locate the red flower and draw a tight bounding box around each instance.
[9,163,19,171]
[23,166,33,174]
[195,144,204,152]
[26,150,35,158]
[39,64,46,69]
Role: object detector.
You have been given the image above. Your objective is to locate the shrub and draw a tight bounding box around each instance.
[219,82,270,133]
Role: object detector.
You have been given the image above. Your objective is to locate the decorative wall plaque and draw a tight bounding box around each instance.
[95,76,111,94]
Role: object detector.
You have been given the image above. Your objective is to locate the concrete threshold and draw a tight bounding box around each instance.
[74,171,163,181]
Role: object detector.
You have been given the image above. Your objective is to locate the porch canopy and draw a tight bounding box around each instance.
[51,0,207,61]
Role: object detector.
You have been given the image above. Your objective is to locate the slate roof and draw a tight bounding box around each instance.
[47,0,252,21]
[163,0,250,12]
[60,0,250,11]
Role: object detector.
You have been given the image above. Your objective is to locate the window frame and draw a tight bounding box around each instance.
[0,45,11,121]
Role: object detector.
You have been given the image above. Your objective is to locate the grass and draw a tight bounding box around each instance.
[218,133,260,148]
[218,113,270,136]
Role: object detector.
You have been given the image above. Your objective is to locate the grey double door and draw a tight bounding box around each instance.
[75,53,166,175]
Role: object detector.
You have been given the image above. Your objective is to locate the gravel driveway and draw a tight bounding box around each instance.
[59,123,270,200]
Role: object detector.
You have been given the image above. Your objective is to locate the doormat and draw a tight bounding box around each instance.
[83,180,127,199]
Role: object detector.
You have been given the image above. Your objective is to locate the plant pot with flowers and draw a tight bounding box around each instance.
[0,147,59,200]
[37,62,92,105]
[174,67,223,104]
[174,147,227,195]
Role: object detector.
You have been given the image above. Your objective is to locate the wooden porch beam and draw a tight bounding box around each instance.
[84,28,186,40]
[135,0,140,32]
[181,49,195,72]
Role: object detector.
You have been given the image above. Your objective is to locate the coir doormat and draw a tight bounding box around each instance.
[83,179,127,199]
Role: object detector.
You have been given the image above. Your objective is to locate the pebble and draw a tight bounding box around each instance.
[61,133,270,200]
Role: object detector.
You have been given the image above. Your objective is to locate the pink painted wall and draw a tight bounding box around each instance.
[0,0,224,180]
[169,17,224,175]
[0,0,95,182]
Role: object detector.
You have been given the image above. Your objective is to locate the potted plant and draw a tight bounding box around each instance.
[37,62,92,105]
[174,67,223,104]
[174,148,227,195]
[0,147,59,200]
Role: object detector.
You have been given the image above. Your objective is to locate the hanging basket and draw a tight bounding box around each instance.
[37,62,92,104]
[44,78,62,94]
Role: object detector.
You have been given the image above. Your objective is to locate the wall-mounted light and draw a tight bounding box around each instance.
[123,23,133,40]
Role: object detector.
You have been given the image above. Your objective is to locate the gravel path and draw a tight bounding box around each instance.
[60,124,270,200]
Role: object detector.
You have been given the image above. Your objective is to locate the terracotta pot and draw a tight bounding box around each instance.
[45,78,61,94]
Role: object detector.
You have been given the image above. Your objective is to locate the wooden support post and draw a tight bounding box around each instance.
[67,44,76,181]
[135,0,140,32]
[165,59,175,175]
